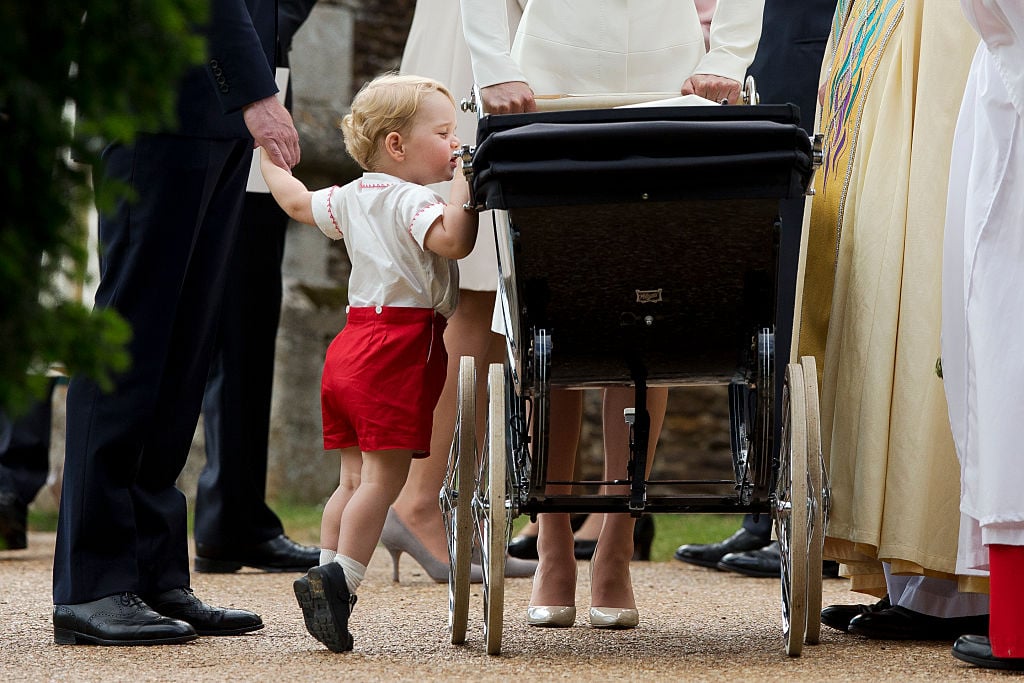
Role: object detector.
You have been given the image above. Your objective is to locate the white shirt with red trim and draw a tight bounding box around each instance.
[311,172,459,318]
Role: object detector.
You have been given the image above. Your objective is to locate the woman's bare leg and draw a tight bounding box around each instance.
[515,451,597,540]
[590,386,668,609]
[529,388,583,607]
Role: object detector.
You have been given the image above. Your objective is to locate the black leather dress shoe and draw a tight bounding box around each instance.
[145,587,263,636]
[821,595,891,632]
[293,563,356,652]
[194,534,319,573]
[848,606,989,640]
[674,528,768,568]
[718,540,780,577]
[953,634,1024,670]
[53,593,197,645]
[508,534,539,560]
[0,489,28,551]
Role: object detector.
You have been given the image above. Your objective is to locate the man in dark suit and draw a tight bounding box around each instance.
[192,0,320,576]
[53,0,300,646]
[674,0,837,577]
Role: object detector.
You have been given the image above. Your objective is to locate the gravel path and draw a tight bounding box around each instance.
[0,532,988,682]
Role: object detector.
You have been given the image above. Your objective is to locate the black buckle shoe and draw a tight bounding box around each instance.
[821,595,890,632]
[507,534,539,560]
[717,540,780,577]
[53,593,197,646]
[673,528,767,568]
[145,587,263,636]
[294,564,356,652]
[849,606,989,640]
[194,534,319,573]
[953,635,1024,670]
[573,539,597,560]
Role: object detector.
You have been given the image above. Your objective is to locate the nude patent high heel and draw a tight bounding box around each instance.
[527,605,577,627]
[589,549,639,629]
[589,606,639,629]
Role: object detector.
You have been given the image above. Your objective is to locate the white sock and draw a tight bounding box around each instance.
[319,548,337,565]
[334,555,366,594]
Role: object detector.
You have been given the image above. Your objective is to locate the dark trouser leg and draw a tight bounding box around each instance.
[54,135,251,604]
[196,192,288,548]
[742,512,773,545]
[0,378,55,506]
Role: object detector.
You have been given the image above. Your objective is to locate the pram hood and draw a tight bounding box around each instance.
[472,104,814,210]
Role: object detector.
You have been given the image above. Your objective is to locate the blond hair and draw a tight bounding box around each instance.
[340,72,456,171]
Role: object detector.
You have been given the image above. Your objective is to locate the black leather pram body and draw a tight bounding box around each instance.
[471,104,814,387]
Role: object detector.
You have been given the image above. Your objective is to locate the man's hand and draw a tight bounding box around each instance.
[681,74,742,104]
[243,96,301,170]
[480,81,537,114]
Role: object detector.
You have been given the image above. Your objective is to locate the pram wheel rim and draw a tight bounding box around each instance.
[442,356,476,644]
[775,363,810,656]
[802,356,825,646]
[478,363,508,655]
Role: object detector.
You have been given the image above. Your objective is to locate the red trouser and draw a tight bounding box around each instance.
[321,307,447,456]
[989,544,1024,658]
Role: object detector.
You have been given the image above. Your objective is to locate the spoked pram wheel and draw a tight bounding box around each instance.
[801,355,825,646]
[475,362,508,655]
[442,356,476,644]
[774,363,809,656]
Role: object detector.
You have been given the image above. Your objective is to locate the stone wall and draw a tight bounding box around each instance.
[577,386,734,490]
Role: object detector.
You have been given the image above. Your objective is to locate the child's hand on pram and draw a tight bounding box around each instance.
[681,74,741,104]
[481,81,537,114]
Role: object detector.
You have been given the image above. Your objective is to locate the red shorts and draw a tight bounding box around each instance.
[321,306,447,456]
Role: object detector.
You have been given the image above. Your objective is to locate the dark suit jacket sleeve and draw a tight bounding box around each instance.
[205,0,280,114]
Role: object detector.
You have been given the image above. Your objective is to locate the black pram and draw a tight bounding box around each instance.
[440,97,826,657]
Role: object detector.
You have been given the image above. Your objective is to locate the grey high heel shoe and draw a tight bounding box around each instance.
[504,555,539,578]
[381,509,483,583]
[381,509,537,582]
[470,545,538,578]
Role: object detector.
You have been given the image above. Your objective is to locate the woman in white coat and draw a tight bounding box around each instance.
[942,0,1024,670]
[461,0,764,628]
[384,0,538,583]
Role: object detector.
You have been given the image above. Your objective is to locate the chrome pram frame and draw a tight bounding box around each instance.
[441,82,828,657]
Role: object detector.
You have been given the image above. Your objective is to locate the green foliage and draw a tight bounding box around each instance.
[0,1,207,414]
[647,513,747,562]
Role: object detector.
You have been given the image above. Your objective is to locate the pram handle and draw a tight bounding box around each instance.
[460,76,760,114]
[458,144,477,210]
[462,91,706,114]
[532,92,681,111]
